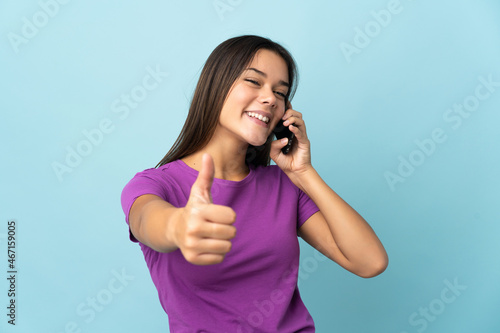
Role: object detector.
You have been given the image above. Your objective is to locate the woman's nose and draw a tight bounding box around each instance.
[259,87,277,108]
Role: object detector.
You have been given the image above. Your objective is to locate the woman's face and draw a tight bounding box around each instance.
[216,49,290,147]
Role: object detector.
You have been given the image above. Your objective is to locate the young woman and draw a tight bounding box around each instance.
[121,35,388,332]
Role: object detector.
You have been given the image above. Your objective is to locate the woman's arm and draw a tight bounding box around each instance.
[128,194,182,253]
[127,154,237,265]
[270,105,388,278]
[295,169,388,278]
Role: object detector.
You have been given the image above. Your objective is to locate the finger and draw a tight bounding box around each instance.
[190,253,227,265]
[288,124,301,141]
[200,205,237,225]
[270,136,291,154]
[184,239,233,265]
[270,138,289,159]
[283,115,304,128]
[288,121,308,141]
[196,238,233,254]
[190,153,215,204]
[197,222,237,240]
[283,110,303,121]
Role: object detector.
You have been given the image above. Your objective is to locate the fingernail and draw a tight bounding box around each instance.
[281,138,288,144]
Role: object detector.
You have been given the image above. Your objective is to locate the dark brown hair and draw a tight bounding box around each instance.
[156,35,298,168]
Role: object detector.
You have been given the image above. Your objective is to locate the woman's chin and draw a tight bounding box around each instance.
[246,137,268,147]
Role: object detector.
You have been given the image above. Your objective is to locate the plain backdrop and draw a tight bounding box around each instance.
[1,1,500,332]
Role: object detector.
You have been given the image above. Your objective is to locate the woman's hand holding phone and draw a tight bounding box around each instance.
[272,100,295,154]
[273,118,295,154]
[271,102,313,184]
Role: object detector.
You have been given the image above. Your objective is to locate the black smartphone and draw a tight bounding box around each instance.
[273,119,294,154]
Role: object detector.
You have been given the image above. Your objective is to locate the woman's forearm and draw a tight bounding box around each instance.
[294,167,388,272]
[129,195,181,253]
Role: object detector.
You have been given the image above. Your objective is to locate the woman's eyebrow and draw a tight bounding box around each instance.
[245,67,290,88]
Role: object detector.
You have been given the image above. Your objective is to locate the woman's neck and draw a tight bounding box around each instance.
[181,140,250,181]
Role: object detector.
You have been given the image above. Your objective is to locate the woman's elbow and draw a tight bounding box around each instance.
[357,255,389,279]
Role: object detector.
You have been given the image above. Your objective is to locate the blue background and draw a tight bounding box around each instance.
[1,0,500,332]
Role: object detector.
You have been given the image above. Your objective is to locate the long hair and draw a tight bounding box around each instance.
[156,35,298,168]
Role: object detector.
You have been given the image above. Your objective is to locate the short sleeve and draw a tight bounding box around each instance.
[120,168,168,242]
[297,189,320,229]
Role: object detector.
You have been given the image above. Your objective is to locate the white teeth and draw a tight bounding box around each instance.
[247,112,269,124]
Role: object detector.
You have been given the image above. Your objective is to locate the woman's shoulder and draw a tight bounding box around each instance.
[131,160,190,181]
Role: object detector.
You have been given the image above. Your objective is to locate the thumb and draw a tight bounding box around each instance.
[270,137,290,158]
[190,153,215,204]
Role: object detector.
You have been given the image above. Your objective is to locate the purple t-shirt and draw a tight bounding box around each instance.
[121,159,320,332]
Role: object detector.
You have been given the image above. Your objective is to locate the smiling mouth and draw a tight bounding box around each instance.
[246,111,270,124]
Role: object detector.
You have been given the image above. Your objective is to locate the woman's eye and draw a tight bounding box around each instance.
[245,79,259,85]
[275,91,286,98]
